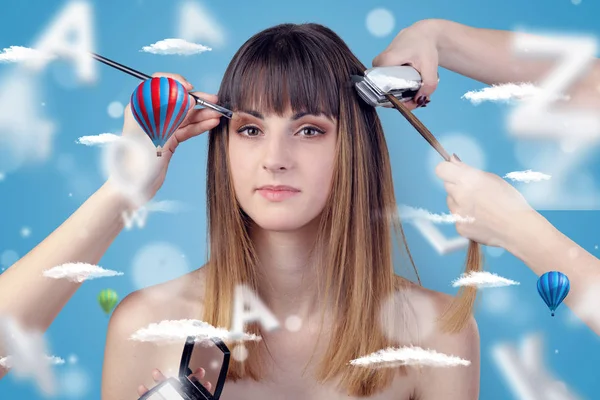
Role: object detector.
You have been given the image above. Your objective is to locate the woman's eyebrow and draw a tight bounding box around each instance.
[235,109,333,122]
[237,110,264,119]
[291,111,332,121]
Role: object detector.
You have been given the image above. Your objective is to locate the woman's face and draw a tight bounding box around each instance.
[228,107,338,232]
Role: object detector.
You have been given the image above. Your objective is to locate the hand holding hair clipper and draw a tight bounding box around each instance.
[352,65,449,161]
[371,20,440,109]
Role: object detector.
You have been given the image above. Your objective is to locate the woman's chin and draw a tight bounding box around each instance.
[253,219,309,232]
[249,213,320,233]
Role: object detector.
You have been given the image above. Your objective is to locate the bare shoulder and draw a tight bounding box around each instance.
[101,267,209,400]
[393,279,480,399]
[392,277,479,343]
[106,265,209,343]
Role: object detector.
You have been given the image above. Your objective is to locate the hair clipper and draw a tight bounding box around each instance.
[352,66,436,107]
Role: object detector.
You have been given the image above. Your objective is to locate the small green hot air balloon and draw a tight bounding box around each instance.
[98,289,118,316]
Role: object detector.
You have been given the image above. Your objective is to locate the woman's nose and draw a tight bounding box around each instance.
[261,134,293,172]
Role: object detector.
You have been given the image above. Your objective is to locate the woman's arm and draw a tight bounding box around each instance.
[0,182,131,378]
[505,211,600,334]
[428,18,600,107]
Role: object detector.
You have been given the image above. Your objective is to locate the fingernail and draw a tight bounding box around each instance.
[424,99,431,104]
[417,96,426,106]
[452,153,462,162]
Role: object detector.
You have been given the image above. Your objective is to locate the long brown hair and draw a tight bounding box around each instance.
[202,23,480,396]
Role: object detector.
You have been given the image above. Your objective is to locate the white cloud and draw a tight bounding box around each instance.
[146,200,191,213]
[462,83,570,105]
[398,204,474,224]
[0,355,64,369]
[452,271,520,288]
[0,46,56,63]
[140,39,212,56]
[129,319,262,344]
[504,170,552,183]
[76,133,120,146]
[43,262,124,283]
[349,346,471,368]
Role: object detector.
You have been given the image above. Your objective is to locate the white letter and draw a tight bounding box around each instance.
[26,1,96,83]
[231,284,280,338]
[122,207,149,230]
[410,219,468,255]
[492,333,580,400]
[508,32,599,141]
[177,1,226,48]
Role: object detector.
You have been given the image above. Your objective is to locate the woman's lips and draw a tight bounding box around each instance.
[257,186,300,201]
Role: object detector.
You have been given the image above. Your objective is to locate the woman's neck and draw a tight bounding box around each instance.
[249,220,327,324]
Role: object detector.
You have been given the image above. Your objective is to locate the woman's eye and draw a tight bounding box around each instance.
[239,126,261,136]
[299,126,324,137]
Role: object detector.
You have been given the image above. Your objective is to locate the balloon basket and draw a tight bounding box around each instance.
[156,146,162,157]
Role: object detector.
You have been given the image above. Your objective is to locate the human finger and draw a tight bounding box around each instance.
[435,160,462,183]
[413,63,439,105]
[167,118,221,154]
[443,182,457,196]
[189,367,206,380]
[446,195,459,214]
[189,91,219,105]
[137,384,149,396]
[179,107,223,130]
[372,47,412,67]
[188,367,212,391]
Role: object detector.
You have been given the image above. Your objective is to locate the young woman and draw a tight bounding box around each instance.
[101,23,479,400]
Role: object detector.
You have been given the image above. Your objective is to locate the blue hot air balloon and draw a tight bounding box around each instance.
[130,77,193,157]
[537,271,570,316]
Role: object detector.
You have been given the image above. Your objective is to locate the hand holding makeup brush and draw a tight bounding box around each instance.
[111,72,222,205]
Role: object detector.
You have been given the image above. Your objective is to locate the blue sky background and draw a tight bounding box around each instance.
[1,0,600,399]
